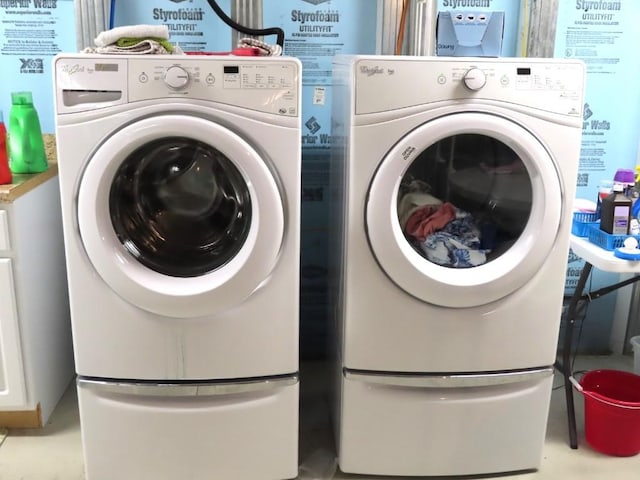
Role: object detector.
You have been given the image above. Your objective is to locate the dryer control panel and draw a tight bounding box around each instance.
[54,55,300,117]
[351,57,585,121]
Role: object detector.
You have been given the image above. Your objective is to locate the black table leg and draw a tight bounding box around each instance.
[560,261,592,449]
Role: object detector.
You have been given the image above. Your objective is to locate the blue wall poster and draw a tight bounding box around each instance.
[0,0,76,134]
[111,0,232,53]
[554,1,640,352]
[437,0,522,57]
[264,0,377,358]
[264,0,377,153]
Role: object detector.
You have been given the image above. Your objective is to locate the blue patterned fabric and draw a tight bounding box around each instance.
[419,208,489,268]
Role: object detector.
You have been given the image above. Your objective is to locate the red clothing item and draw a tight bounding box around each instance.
[405,202,456,242]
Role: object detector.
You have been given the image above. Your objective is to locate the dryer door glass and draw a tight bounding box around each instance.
[110,137,252,278]
[366,112,562,308]
[398,133,532,268]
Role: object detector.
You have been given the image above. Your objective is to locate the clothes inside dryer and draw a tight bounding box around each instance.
[397,134,533,267]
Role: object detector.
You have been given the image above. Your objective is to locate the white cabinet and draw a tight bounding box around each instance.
[0,170,75,428]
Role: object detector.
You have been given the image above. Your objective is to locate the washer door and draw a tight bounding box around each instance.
[367,112,562,308]
[78,114,284,318]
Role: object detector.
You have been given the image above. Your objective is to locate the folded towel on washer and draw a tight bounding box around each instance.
[83,39,174,55]
[95,24,169,47]
[117,36,175,52]
[83,24,184,55]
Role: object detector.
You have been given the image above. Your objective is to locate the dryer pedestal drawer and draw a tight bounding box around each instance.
[338,370,553,476]
[78,378,299,480]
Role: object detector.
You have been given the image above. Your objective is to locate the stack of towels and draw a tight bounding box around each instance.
[83,24,283,57]
[83,24,182,55]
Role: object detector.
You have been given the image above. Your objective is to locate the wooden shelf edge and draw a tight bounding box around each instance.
[0,403,42,429]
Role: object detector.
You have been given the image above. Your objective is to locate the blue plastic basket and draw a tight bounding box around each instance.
[586,224,640,251]
[573,212,598,223]
[572,212,599,237]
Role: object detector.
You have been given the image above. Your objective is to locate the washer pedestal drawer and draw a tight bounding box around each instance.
[77,377,299,480]
[338,369,553,476]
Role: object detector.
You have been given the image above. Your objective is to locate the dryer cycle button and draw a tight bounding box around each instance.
[463,68,487,90]
[437,74,447,85]
[164,66,190,90]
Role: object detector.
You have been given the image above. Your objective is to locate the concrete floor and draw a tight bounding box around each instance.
[0,356,638,479]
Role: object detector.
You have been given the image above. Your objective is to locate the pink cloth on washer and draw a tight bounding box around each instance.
[405,202,457,242]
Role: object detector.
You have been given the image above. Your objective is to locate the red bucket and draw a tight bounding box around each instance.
[579,369,640,456]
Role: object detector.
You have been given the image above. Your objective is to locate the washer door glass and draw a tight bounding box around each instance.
[78,114,284,318]
[366,112,562,308]
[110,137,251,278]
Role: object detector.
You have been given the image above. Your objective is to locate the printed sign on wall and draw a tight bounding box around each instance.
[554,0,640,352]
[264,0,377,153]
[264,0,378,358]
[111,0,232,52]
[0,0,76,133]
[437,0,522,57]
[555,0,640,289]
[555,0,639,203]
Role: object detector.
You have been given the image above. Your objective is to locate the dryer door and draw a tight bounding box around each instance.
[366,112,562,308]
[77,114,283,318]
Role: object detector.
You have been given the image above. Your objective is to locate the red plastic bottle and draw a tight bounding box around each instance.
[0,110,12,185]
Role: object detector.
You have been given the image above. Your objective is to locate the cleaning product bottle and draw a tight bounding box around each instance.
[8,91,47,174]
[600,182,632,235]
[0,110,12,184]
[595,179,614,219]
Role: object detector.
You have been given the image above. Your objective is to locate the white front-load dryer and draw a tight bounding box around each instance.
[329,56,585,476]
[53,54,301,480]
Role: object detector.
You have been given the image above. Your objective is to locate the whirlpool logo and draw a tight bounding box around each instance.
[169,0,190,3]
[302,0,332,5]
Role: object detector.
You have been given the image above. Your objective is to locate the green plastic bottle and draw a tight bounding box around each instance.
[8,91,47,174]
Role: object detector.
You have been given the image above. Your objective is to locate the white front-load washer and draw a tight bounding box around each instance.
[329,56,585,476]
[53,54,301,480]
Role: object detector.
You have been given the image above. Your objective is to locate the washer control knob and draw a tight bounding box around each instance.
[164,66,190,90]
[463,68,487,90]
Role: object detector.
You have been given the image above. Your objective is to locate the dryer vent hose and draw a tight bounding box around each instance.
[206,0,285,48]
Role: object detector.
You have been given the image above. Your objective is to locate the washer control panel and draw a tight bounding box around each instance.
[53,55,300,117]
[129,58,298,116]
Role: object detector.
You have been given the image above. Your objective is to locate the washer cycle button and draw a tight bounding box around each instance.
[138,72,148,83]
[164,66,190,90]
[437,74,447,85]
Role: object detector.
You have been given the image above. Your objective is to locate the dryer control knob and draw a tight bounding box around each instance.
[164,66,190,90]
[463,68,487,90]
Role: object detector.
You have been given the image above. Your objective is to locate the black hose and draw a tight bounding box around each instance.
[206,0,285,48]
